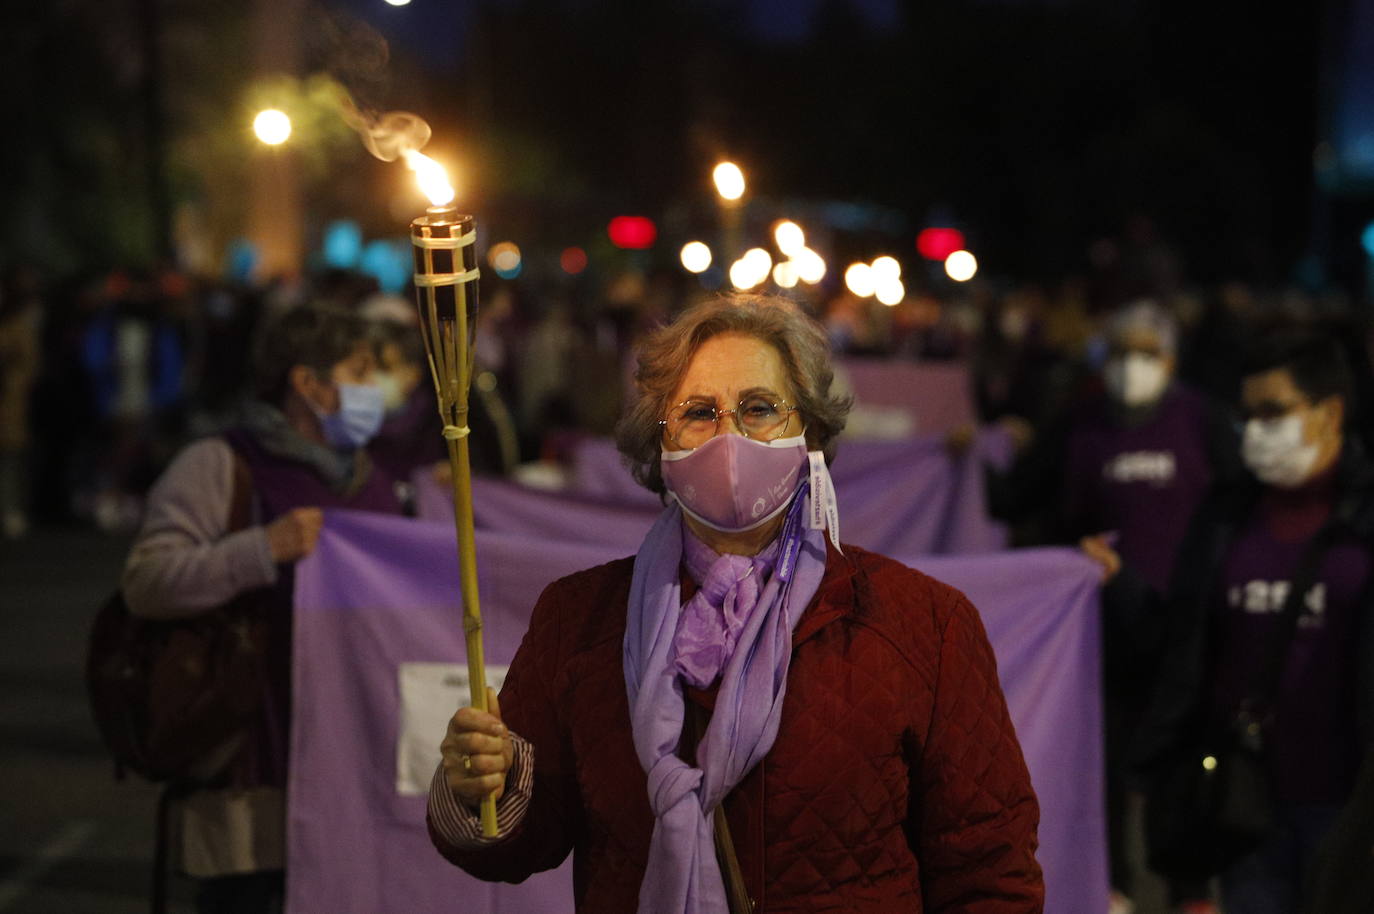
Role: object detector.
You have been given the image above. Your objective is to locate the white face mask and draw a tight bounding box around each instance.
[374,371,407,412]
[1241,415,1318,488]
[1104,353,1169,407]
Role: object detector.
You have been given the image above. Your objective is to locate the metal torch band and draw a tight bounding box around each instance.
[413,229,481,288]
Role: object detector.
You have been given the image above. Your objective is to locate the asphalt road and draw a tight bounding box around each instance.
[0,526,194,914]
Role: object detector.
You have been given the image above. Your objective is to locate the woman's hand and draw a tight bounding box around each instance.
[943,422,976,457]
[1079,533,1122,583]
[440,687,514,810]
[265,508,324,563]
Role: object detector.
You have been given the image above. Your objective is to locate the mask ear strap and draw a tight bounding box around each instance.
[807,451,842,553]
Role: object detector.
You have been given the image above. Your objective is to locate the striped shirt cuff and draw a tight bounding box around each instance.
[427,734,534,848]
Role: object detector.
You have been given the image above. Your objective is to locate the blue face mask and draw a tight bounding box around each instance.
[319,382,386,450]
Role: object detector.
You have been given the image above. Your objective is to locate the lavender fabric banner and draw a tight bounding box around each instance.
[419,429,1011,557]
[836,358,976,435]
[289,510,1105,913]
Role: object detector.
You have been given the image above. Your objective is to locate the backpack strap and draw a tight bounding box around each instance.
[224,441,256,533]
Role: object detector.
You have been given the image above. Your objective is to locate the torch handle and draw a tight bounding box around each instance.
[445,433,499,837]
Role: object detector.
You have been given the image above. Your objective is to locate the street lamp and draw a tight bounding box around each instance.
[844,262,875,298]
[680,241,712,274]
[773,220,804,256]
[713,161,745,201]
[253,109,292,146]
[945,250,978,282]
[713,161,745,263]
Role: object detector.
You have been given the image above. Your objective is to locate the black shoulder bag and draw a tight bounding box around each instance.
[85,451,269,784]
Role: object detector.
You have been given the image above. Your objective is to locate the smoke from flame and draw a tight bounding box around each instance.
[339,98,431,163]
[337,95,453,206]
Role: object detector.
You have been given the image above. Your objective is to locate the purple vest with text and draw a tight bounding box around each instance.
[1064,385,1213,592]
[221,428,403,787]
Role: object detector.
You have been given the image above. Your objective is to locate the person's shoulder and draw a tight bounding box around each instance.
[542,555,637,599]
[841,545,973,640]
[154,436,236,488]
[530,556,638,649]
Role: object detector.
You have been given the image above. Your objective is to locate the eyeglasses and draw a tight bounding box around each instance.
[660,395,799,449]
[1240,399,1309,423]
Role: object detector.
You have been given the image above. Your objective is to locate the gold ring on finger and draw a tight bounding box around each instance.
[462,754,473,775]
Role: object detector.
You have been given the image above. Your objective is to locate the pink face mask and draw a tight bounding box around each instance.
[660,432,808,532]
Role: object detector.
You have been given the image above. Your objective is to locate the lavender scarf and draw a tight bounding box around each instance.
[623,490,829,914]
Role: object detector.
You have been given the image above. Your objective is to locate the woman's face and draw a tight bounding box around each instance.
[300,341,377,414]
[665,332,796,446]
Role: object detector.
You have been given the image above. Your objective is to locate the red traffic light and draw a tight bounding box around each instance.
[916,227,966,261]
[607,216,658,250]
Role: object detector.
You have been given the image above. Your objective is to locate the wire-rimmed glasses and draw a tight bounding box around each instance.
[659,395,799,449]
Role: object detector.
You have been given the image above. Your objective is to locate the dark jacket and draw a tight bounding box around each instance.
[1131,442,1374,778]
[429,542,1044,913]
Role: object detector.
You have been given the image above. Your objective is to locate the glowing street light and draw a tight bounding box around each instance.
[730,258,761,290]
[253,109,292,146]
[680,241,713,273]
[871,255,901,282]
[875,278,905,306]
[845,262,875,298]
[945,250,978,282]
[773,221,805,257]
[773,261,799,288]
[796,248,826,284]
[743,247,773,276]
[713,162,746,201]
[383,0,412,5]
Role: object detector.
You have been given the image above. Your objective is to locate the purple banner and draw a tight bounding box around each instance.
[420,429,1011,557]
[837,358,976,435]
[289,510,1105,913]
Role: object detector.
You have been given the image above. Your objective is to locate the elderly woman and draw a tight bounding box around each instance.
[427,295,1043,912]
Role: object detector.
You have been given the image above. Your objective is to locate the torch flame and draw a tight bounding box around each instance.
[405,150,455,207]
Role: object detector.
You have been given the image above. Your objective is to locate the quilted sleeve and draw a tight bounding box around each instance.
[426,576,584,881]
[913,594,1044,913]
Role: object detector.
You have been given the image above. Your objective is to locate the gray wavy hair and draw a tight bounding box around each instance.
[615,293,851,494]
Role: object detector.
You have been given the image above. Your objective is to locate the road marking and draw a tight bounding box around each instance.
[0,820,97,911]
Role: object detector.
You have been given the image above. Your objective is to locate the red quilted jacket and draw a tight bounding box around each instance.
[429,542,1044,912]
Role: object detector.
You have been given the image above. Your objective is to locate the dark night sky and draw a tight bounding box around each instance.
[266,0,1347,286]
[2,0,1369,292]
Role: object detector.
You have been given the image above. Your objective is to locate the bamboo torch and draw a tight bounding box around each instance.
[406,153,498,837]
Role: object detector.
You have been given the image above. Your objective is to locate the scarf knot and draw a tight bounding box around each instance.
[647,754,704,818]
[674,538,779,689]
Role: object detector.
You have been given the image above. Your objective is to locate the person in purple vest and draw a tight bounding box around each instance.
[1123,331,1374,914]
[1071,301,1238,914]
[122,305,403,914]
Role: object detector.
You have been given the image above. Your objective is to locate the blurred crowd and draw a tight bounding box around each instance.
[5,220,1374,914]
[0,234,1370,544]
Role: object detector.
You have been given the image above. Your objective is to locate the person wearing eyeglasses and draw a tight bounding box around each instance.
[425,294,1044,913]
[1110,331,1374,914]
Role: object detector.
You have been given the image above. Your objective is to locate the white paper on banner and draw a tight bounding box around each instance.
[395,662,509,796]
